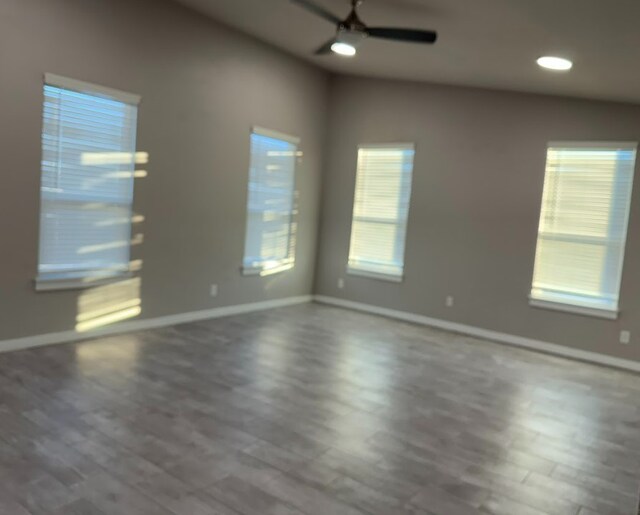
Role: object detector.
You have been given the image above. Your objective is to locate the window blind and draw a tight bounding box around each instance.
[242,128,299,275]
[348,144,415,280]
[531,143,637,314]
[37,75,140,286]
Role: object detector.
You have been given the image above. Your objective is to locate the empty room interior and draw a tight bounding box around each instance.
[2,0,640,513]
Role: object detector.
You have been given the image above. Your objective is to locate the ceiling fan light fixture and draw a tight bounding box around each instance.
[537,56,573,71]
[293,0,438,57]
[331,41,357,56]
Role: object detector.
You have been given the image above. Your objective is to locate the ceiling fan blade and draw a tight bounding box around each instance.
[314,39,336,55]
[291,0,342,25]
[366,27,438,44]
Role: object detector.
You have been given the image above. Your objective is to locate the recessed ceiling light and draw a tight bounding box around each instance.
[537,56,573,71]
[331,42,357,57]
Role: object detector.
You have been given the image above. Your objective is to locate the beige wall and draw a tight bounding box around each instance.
[315,76,640,362]
[0,0,328,340]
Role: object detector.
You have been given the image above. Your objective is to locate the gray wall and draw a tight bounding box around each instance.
[315,76,640,362]
[0,0,328,340]
[3,0,640,365]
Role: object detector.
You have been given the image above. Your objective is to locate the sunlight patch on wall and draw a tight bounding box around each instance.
[81,151,149,166]
[76,277,142,333]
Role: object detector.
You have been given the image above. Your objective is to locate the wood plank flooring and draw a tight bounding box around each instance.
[0,302,639,514]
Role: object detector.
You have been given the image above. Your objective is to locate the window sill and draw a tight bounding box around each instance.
[529,297,619,320]
[35,271,133,292]
[347,267,403,283]
[241,262,294,277]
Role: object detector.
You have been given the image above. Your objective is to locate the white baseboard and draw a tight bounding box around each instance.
[5,293,639,373]
[313,295,640,373]
[0,295,313,354]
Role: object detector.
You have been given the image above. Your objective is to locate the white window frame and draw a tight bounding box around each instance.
[35,74,141,292]
[241,126,299,277]
[347,143,416,283]
[529,141,637,319]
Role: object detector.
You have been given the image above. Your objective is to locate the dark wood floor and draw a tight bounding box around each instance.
[0,303,639,514]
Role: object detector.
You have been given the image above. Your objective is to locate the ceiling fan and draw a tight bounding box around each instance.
[291,0,438,57]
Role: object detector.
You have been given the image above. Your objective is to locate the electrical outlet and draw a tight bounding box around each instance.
[620,330,631,345]
[210,284,218,298]
[446,296,454,308]
[338,278,345,289]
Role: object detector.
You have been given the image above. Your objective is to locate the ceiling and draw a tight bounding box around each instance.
[174,0,640,104]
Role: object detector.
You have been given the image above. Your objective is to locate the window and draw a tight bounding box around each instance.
[36,74,141,290]
[242,127,299,276]
[531,142,637,318]
[347,144,415,281]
